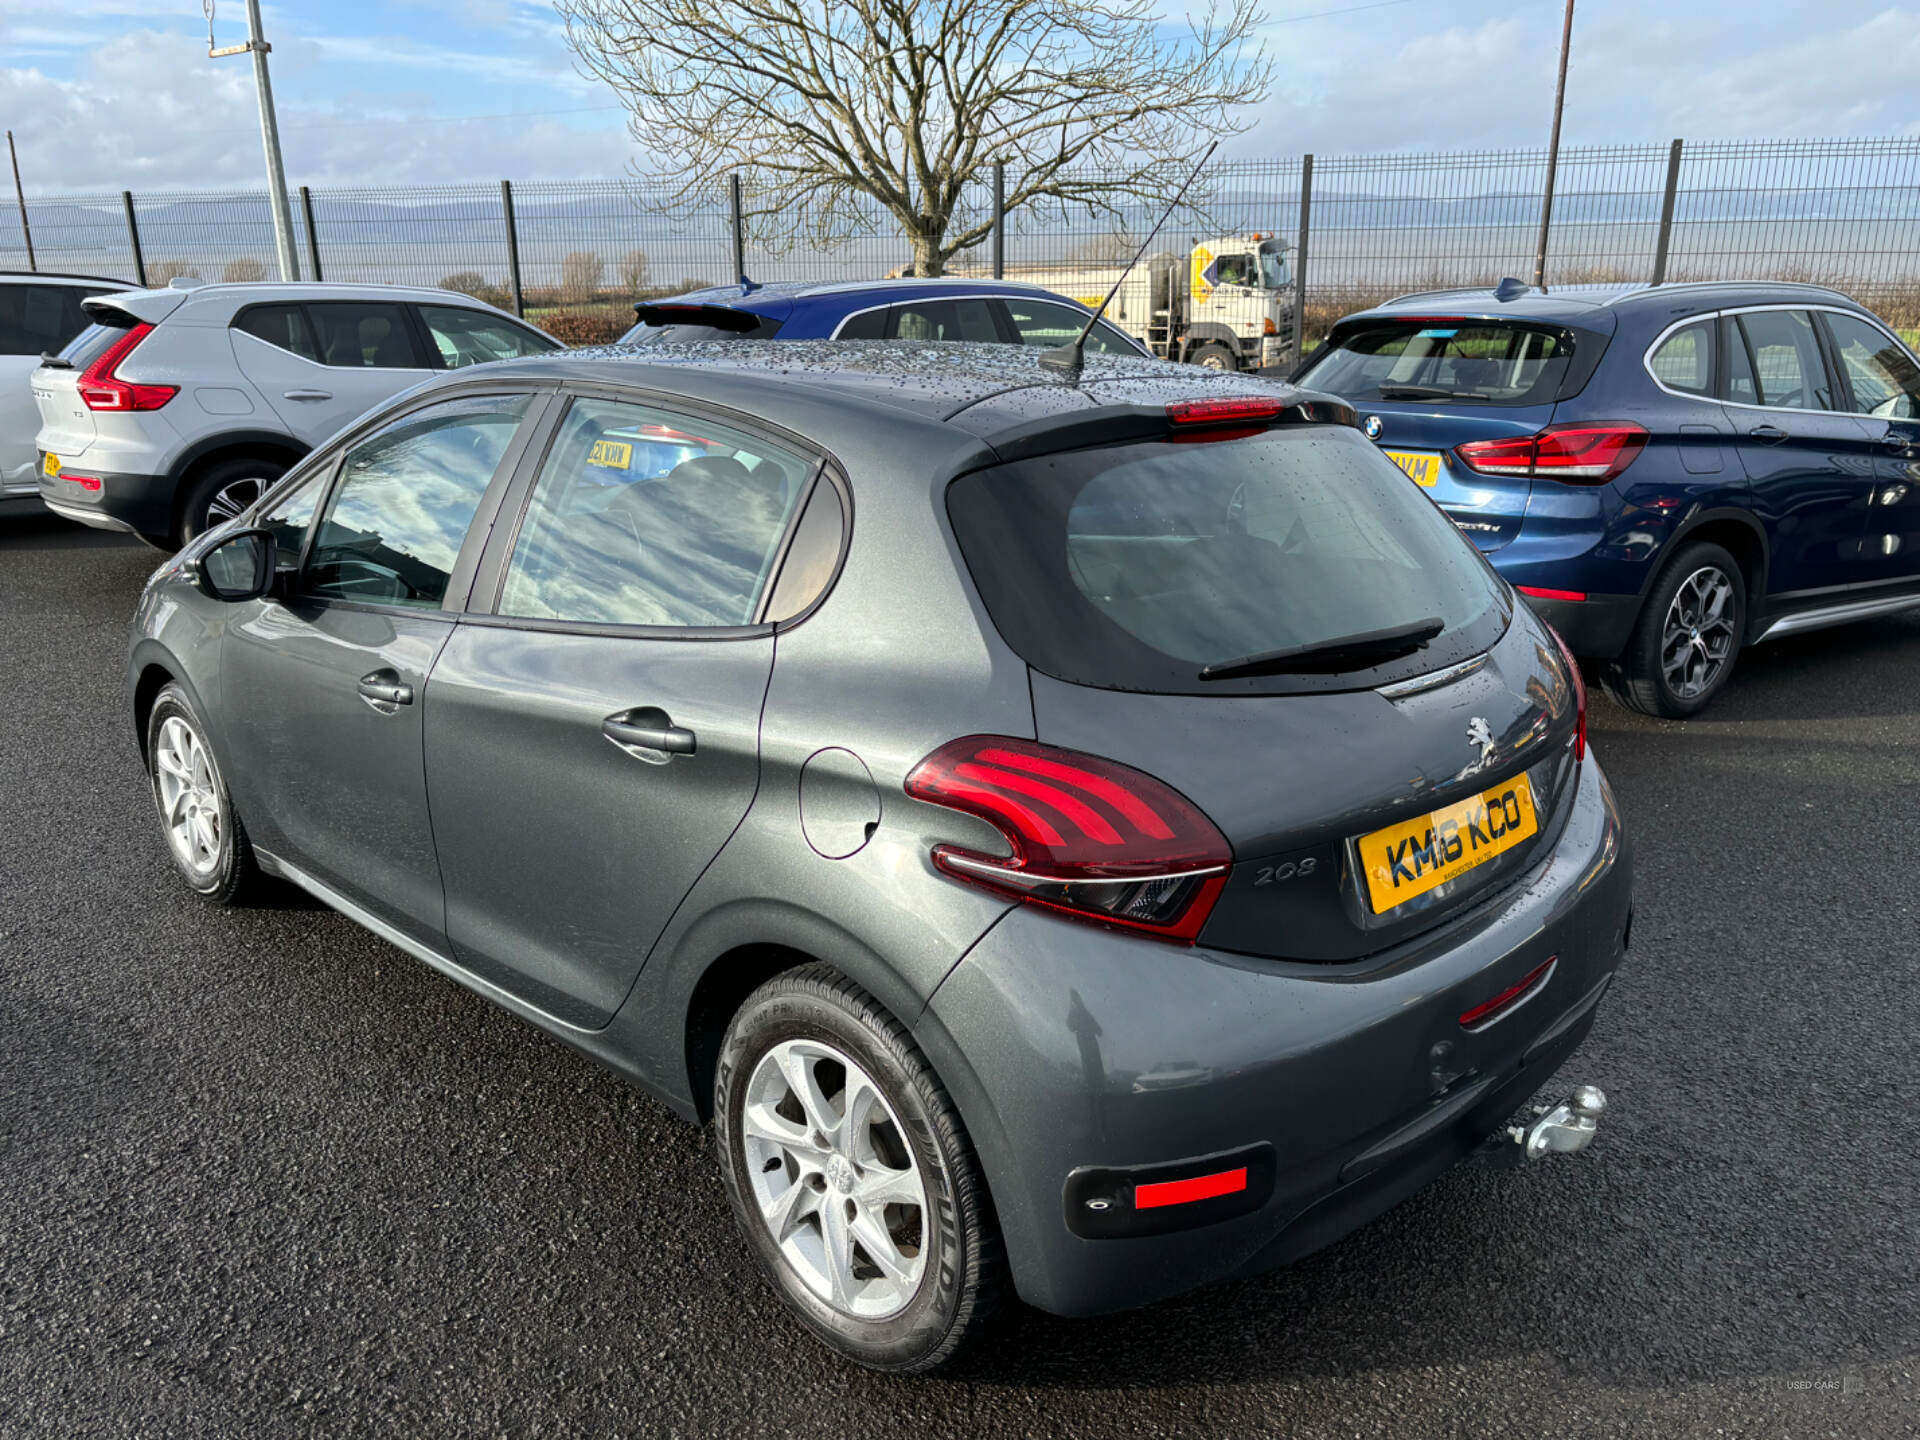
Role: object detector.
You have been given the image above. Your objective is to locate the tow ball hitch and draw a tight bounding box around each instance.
[1481,1084,1607,1166]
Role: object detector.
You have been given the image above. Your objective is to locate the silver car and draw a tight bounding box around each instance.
[1,271,128,512]
[32,280,559,547]
[128,341,1631,1371]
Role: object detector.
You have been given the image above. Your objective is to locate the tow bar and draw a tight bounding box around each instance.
[1478,1085,1607,1167]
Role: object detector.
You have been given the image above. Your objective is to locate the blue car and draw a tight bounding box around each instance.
[1294,281,1920,715]
[619,277,1149,357]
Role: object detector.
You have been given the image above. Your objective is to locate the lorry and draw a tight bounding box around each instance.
[1007,234,1295,372]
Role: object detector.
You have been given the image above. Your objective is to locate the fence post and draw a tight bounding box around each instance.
[501,180,524,317]
[992,162,1005,280]
[1650,138,1683,287]
[121,191,147,288]
[299,185,322,282]
[729,173,746,285]
[1290,154,1312,369]
[7,131,33,271]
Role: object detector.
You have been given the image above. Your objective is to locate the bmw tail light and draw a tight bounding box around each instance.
[76,323,177,412]
[1455,422,1647,485]
[1547,626,1587,761]
[904,736,1232,944]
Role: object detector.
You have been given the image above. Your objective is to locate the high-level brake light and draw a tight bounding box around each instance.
[1165,397,1285,428]
[904,736,1232,943]
[1455,422,1647,485]
[76,323,177,412]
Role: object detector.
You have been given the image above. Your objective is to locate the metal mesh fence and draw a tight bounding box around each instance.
[5,136,1916,345]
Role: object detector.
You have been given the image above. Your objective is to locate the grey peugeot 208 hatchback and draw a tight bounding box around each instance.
[129,340,1632,1371]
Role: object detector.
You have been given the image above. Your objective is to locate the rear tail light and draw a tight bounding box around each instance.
[1454,422,1647,484]
[1166,396,1285,428]
[1547,626,1587,761]
[76,323,177,412]
[904,736,1232,944]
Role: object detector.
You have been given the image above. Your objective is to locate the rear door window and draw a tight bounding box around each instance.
[305,301,423,369]
[1000,298,1135,354]
[1297,321,1574,405]
[888,298,1001,343]
[497,397,814,627]
[0,284,99,356]
[303,394,533,606]
[1648,320,1715,396]
[947,424,1510,695]
[233,303,320,362]
[1732,310,1834,410]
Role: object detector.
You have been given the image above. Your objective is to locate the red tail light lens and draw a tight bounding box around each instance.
[1166,397,1285,427]
[1455,422,1647,485]
[1547,625,1587,761]
[904,736,1232,944]
[76,323,177,412]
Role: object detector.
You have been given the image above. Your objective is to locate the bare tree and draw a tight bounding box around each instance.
[617,247,651,292]
[560,249,606,302]
[147,260,201,286]
[222,256,267,283]
[559,0,1271,277]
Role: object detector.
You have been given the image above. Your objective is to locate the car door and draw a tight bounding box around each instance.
[232,299,434,447]
[1816,308,1920,585]
[218,390,545,946]
[0,281,106,495]
[423,391,822,1027]
[1721,307,1880,596]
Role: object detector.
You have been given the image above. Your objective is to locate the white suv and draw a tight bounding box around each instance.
[2,272,131,513]
[31,281,561,547]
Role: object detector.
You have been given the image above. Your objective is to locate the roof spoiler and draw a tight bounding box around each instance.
[630,301,767,333]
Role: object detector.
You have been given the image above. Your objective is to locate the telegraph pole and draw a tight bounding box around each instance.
[209,0,301,280]
[1531,0,1575,291]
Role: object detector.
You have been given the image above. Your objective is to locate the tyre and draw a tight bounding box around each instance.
[176,457,288,546]
[1188,341,1238,372]
[1599,541,1747,717]
[714,965,1002,1372]
[145,683,261,905]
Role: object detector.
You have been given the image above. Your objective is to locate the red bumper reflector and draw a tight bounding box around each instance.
[1516,585,1586,602]
[65,474,103,492]
[1134,1166,1248,1209]
[1459,956,1557,1030]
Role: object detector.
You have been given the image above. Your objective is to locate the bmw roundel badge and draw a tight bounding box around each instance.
[1363,414,1383,440]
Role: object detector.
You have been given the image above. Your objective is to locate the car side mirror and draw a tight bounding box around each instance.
[195,528,274,602]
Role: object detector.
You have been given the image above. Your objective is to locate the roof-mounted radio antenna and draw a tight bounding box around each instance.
[1040,139,1219,380]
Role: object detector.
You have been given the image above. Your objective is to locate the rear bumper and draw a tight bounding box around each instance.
[1518,591,1640,659]
[918,751,1631,1318]
[37,460,175,544]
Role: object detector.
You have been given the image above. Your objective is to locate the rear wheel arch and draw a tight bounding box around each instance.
[1661,510,1768,611]
[167,435,308,534]
[683,942,828,1124]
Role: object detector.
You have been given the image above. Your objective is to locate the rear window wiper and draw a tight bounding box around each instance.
[1198,616,1445,681]
[1376,384,1494,401]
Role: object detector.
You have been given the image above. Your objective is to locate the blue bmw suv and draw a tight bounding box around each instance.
[619,276,1149,356]
[1294,281,1920,715]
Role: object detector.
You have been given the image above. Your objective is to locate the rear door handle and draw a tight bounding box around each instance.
[283,389,333,401]
[357,669,414,711]
[603,707,696,764]
[1748,424,1790,445]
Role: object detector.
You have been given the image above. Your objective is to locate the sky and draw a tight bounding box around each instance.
[2,0,1915,194]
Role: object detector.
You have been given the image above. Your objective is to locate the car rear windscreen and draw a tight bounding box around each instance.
[620,316,784,345]
[55,319,134,370]
[1297,320,1575,405]
[947,425,1511,696]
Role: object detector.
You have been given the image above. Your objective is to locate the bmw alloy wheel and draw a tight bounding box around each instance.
[740,1038,930,1320]
[153,714,225,878]
[1661,564,1737,700]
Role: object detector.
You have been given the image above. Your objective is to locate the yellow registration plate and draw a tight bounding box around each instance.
[1385,450,1439,486]
[41,453,60,479]
[1358,773,1538,913]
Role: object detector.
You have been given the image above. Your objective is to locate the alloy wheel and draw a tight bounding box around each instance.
[204,475,269,530]
[741,1038,929,1320]
[1661,564,1737,700]
[153,715,224,877]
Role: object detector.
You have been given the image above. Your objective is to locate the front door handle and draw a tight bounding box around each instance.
[283,389,334,401]
[358,669,414,711]
[603,707,696,764]
[1748,424,1790,445]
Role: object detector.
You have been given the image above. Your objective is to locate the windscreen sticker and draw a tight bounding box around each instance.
[1415,328,1459,339]
[587,440,634,469]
